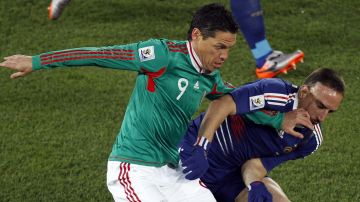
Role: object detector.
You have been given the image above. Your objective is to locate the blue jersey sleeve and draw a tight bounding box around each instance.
[230,78,298,115]
[261,125,323,172]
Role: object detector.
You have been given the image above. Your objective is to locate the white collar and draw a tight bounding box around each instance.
[187,41,205,73]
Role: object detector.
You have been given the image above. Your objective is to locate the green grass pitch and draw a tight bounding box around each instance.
[0,0,359,201]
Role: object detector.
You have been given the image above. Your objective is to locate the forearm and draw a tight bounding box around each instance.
[241,158,267,186]
[31,46,138,71]
[198,95,236,141]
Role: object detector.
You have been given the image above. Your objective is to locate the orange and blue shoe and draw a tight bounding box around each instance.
[256,50,304,79]
[48,0,71,20]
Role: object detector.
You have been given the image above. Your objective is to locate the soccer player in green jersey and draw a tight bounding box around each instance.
[1,3,240,201]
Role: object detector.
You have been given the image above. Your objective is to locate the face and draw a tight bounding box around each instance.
[191,28,237,72]
[298,82,343,125]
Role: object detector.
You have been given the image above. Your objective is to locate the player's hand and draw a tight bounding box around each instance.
[0,55,33,79]
[281,108,314,139]
[182,136,210,180]
[248,181,272,202]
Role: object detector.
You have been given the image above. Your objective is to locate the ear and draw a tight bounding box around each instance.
[191,28,202,41]
[299,85,310,98]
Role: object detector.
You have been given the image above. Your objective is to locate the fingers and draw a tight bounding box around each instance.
[295,109,314,130]
[4,54,25,60]
[296,118,314,131]
[284,129,304,139]
[0,60,17,69]
[282,109,314,139]
[1,55,33,78]
[10,71,28,79]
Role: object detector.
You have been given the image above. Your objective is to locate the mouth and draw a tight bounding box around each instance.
[213,62,223,68]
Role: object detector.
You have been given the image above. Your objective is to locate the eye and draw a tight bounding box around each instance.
[316,101,326,109]
[214,46,222,50]
[215,44,226,50]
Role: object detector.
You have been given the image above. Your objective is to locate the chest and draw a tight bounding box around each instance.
[155,68,216,114]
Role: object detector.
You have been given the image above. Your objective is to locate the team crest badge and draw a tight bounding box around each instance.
[249,95,265,110]
[139,46,155,62]
[283,146,293,153]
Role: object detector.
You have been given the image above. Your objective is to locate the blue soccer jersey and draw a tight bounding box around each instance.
[179,78,323,201]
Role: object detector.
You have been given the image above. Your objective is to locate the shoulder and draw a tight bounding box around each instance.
[163,39,189,55]
[296,124,324,157]
[258,78,295,91]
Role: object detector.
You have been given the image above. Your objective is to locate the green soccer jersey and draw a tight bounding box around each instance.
[32,38,234,167]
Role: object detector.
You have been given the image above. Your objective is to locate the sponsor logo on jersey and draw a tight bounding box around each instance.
[194,81,199,90]
[249,95,265,110]
[283,146,293,153]
[139,46,155,62]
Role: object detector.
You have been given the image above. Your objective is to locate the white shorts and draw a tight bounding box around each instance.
[107,161,216,202]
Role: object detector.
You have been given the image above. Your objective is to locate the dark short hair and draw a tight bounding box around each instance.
[187,3,238,40]
[304,68,345,95]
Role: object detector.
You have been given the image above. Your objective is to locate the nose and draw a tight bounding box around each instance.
[219,50,229,61]
[318,109,329,123]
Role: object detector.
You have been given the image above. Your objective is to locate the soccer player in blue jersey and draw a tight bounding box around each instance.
[180,68,345,201]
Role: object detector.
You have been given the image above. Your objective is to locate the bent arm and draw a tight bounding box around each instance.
[241,158,268,187]
[197,94,236,141]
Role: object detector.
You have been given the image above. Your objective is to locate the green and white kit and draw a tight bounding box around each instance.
[32,38,234,167]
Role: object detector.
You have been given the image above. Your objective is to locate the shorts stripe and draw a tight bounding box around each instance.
[118,162,141,202]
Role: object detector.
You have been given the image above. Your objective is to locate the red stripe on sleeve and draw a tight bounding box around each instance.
[41,51,134,61]
[41,49,134,58]
[41,55,134,65]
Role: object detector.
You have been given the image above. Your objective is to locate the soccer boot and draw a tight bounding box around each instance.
[48,0,71,20]
[256,50,304,79]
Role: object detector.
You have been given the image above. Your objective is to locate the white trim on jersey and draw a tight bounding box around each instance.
[224,118,235,151]
[196,136,210,150]
[264,93,289,101]
[314,124,323,143]
[219,125,229,154]
[312,124,323,153]
[215,131,226,155]
[264,92,298,108]
[267,101,287,106]
[292,93,299,110]
[264,93,290,101]
[187,41,204,73]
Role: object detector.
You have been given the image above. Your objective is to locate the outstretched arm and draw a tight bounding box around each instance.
[1,39,170,79]
[0,55,33,79]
